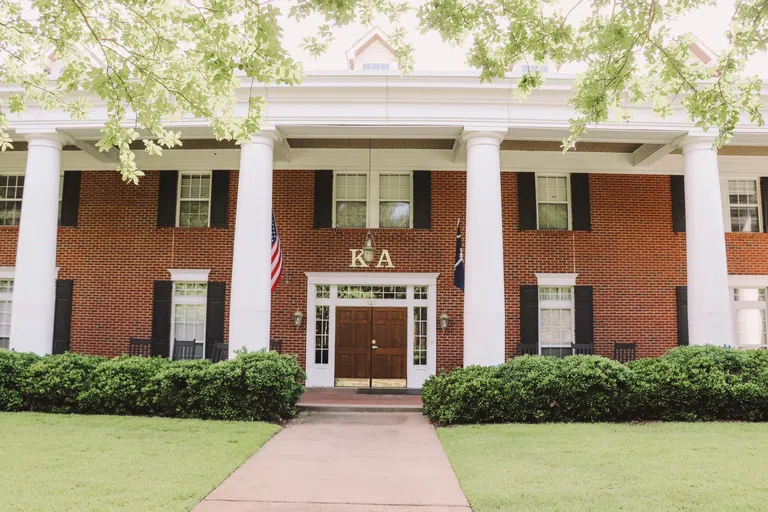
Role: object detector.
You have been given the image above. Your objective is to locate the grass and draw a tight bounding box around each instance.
[438,422,768,512]
[0,412,280,512]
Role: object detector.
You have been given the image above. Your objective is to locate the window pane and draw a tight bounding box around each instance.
[539,307,572,347]
[379,201,410,228]
[336,201,367,228]
[734,288,766,302]
[414,306,427,366]
[414,286,428,300]
[315,306,330,364]
[336,174,367,200]
[734,308,767,346]
[538,204,568,230]
[730,207,759,232]
[316,285,330,299]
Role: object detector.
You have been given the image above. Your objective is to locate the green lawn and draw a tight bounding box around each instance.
[439,423,768,512]
[0,412,279,512]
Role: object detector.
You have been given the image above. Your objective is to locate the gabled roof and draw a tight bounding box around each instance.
[345,26,396,70]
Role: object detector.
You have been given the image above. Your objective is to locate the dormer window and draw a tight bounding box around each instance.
[347,27,398,72]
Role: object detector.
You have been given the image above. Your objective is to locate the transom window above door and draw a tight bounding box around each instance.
[333,171,412,229]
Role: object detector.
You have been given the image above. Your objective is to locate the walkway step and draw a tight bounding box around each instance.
[297,403,423,413]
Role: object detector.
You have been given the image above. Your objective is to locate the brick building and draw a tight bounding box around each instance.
[3,38,768,388]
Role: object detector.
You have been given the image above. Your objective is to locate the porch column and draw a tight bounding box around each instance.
[229,131,276,357]
[9,133,64,354]
[682,136,732,345]
[463,130,506,366]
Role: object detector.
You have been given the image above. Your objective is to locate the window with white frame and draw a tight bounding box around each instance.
[536,175,569,230]
[731,288,768,348]
[725,179,761,232]
[414,306,428,366]
[172,282,207,358]
[334,171,412,229]
[0,279,12,349]
[362,63,391,71]
[538,286,574,355]
[0,175,24,226]
[177,172,212,227]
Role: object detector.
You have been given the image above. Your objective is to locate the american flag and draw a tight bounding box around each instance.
[271,211,283,292]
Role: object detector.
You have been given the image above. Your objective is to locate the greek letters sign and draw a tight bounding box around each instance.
[348,249,395,268]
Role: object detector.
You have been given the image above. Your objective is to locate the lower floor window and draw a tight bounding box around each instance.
[732,288,768,347]
[539,286,573,355]
[0,279,12,349]
[172,282,207,358]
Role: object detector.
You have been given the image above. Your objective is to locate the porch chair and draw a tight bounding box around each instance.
[211,342,229,363]
[172,340,198,361]
[571,343,594,356]
[269,337,283,354]
[516,343,538,356]
[128,337,152,357]
[613,342,637,363]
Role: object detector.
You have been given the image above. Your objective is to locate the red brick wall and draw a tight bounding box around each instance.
[1,169,765,365]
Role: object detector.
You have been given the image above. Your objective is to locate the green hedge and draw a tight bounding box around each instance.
[423,346,768,426]
[0,349,305,421]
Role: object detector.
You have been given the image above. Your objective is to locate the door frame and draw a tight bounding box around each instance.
[305,272,438,388]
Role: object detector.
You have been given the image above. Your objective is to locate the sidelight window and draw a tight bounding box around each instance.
[315,305,330,364]
[414,306,428,366]
[0,279,12,349]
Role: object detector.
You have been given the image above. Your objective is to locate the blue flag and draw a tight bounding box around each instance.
[454,220,465,291]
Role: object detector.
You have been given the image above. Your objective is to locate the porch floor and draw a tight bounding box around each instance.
[298,388,423,412]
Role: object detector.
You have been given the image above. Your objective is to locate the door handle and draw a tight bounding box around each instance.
[372,345,379,350]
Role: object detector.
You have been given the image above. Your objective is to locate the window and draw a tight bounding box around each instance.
[335,174,368,228]
[315,305,330,364]
[538,286,573,356]
[362,63,390,71]
[177,172,211,227]
[58,172,64,222]
[0,175,24,226]
[414,306,427,366]
[172,282,207,358]
[732,288,768,348]
[536,175,569,230]
[414,286,428,300]
[726,179,761,232]
[0,279,12,349]
[333,171,412,229]
[337,285,407,299]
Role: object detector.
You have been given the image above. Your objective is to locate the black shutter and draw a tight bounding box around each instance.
[157,171,178,227]
[51,280,74,355]
[518,173,537,230]
[676,286,689,346]
[570,173,591,231]
[574,286,594,348]
[60,171,81,227]
[205,282,226,359]
[412,171,432,229]
[151,281,173,357]
[671,175,686,232]
[209,170,230,228]
[520,285,539,345]
[761,177,768,233]
[313,170,333,228]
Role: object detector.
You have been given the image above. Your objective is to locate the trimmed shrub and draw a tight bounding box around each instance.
[20,353,105,413]
[423,346,768,426]
[0,350,39,411]
[0,348,305,422]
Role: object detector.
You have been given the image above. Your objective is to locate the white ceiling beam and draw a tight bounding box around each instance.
[632,143,674,167]
[59,131,119,164]
[452,136,466,163]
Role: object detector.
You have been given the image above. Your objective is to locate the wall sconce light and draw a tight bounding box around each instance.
[439,313,450,330]
[362,231,375,264]
[293,311,304,328]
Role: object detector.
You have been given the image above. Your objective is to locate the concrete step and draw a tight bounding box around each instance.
[297,403,423,413]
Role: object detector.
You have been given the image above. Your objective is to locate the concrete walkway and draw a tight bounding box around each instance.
[194,412,471,511]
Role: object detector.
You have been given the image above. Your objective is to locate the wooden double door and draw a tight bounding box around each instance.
[335,307,407,387]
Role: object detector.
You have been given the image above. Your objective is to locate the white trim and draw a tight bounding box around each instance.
[729,275,768,288]
[0,267,15,279]
[304,272,438,388]
[168,268,210,282]
[535,273,578,287]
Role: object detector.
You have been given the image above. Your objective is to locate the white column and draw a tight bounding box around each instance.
[682,136,733,345]
[9,133,64,354]
[229,131,276,358]
[463,131,506,366]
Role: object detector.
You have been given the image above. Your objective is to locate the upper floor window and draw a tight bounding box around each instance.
[725,179,761,232]
[536,175,570,230]
[177,172,211,227]
[362,63,390,71]
[333,171,412,229]
[0,175,24,226]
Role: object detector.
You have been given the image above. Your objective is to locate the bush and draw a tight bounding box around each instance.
[0,348,305,422]
[423,346,768,426]
[0,350,39,411]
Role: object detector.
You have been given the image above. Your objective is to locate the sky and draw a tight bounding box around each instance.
[274,0,768,75]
